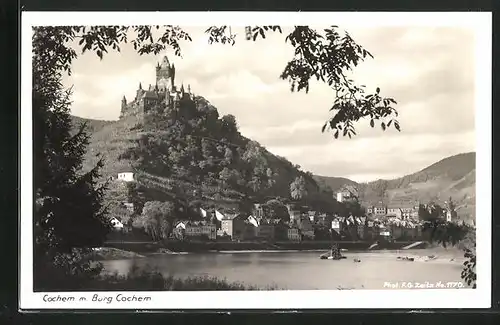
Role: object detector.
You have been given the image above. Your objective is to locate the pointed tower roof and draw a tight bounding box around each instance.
[187,84,191,93]
[122,95,127,102]
[180,83,185,93]
[160,55,170,69]
[139,82,142,90]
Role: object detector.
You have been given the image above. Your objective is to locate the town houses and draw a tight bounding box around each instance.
[111,167,464,243]
[161,196,446,243]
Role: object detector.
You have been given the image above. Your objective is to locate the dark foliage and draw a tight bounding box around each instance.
[33,27,111,290]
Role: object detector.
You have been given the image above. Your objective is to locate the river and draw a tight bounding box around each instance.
[100,247,468,290]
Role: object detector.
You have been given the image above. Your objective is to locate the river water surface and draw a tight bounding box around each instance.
[101,248,468,290]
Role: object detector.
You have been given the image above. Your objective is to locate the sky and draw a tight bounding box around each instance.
[63,25,476,183]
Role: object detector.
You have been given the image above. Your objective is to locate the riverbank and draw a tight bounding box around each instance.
[89,247,146,261]
[104,240,430,254]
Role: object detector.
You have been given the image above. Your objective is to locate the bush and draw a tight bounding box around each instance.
[34,248,104,292]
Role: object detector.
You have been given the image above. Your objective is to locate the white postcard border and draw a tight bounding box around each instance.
[20,11,492,310]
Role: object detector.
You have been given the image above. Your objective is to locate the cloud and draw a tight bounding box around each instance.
[64,25,477,181]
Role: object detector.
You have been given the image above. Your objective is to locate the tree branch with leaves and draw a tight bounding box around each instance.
[205,25,400,138]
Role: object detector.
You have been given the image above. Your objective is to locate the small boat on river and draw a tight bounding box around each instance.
[320,244,346,260]
[427,255,437,260]
[320,255,347,260]
[397,256,415,261]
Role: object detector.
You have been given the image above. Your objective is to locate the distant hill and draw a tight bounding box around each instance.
[315,152,476,221]
[312,176,358,193]
[71,116,114,134]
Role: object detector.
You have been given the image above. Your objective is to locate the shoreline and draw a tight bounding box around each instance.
[149,249,331,255]
[146,247,463,255]
[94,243,466,261]
[104,240,431,254]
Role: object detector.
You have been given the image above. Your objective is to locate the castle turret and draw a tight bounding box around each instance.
[120,95,127,117]
[136,83,144,99]
[187,84,191,94]
[180,83,185,97]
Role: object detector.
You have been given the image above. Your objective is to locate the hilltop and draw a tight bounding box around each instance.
[315,152,476,221]
[70,54,347,221]
[72,95,340,218]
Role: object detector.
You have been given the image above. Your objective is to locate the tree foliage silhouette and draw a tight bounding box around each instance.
[133,201,176,241]
[33,27,111,290]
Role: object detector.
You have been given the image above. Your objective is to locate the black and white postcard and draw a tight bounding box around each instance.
[20,11,492,310]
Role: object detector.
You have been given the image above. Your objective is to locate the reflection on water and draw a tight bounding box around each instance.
[101,248,468,290]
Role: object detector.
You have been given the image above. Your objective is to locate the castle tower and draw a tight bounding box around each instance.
[156,55,172,91]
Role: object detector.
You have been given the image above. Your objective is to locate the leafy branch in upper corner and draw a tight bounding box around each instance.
[202,25,399,138]
[48,25,193,75]
[280,26,399,138]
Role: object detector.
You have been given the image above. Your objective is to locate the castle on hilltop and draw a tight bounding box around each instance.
[120,55,193,119]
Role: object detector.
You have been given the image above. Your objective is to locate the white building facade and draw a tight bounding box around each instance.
[117,172,135,182]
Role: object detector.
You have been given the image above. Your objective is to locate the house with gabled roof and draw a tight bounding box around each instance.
[220,212,247,240]
[116,165,135,182]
